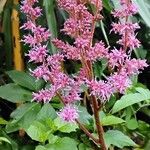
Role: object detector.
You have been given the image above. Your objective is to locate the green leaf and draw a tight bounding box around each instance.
[2,1,13,70]
[112,88,150,114]
[48,134,59,144]
[0,118,8,125]
[43,0,58,54]
[104,130,137,148]
[36,103,57,120]
[126,118,139,130]
[78,143,93,150]
[27,121,50,142]
[0,83,32,103]
[133,0,150,28]
[102,0,113,12]
[54,117,78,133]
[6,70,44,91]
[11,103,40,120]
[78,106,92,126]
[35,146,47,150]
[102,115,125,126]
[6,103,41,132]
[46,137,78,150]
[0,137,11,144]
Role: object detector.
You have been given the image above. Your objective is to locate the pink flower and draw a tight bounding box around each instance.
[32,88,56,103]
[27,45,48,63]
[22,34,37,47]
[125,58,148,75]
[57,0,77,12]
[74,37,89,49]
[75,67,87,84]
[58,105,79,122]
[62,18,78,37]
[62,89,81,104]
[108,48,127,69]
[87,41,108,61]
[111,22,140,35]
[112,3,138,18]
[88,80,113,102]
[108,71,131,94]
[52,39,80,60]
[21,0,42,19]
[47,54,64,71]
[118,34,141,49]
[30,65,50,81]
[20,20,36,30]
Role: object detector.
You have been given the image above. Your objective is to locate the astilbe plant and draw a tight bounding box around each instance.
[21,0,148,149]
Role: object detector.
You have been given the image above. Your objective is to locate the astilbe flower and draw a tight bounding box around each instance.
[108,48,127,69]
[21,0,148,123]
[87,80,113,102]
[58,105,79,122]
[108,71,131,94]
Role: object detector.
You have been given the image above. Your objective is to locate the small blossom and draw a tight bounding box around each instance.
[30,65,50,81]
[108,48,127,69]
[27,45,48,63]
[108,71,131,94]
[112,3,138,18]
[111,22,140,35]
[88,80,113,102]
[20,20,36,30]
[58,105,79,122]
[87,41,108,61]
[32,88,56,103]
[125,58,148,75]
[118,34,141,49]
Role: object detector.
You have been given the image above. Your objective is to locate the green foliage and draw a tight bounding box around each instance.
[0,118,8,125]
[0,137,11,144]
[78,106,92,126]
[0,83,32,103]
[36,137,78,150]
[104,130,138,148]
[112,87,150,114]
[27,121,51,142]
[6,70,44,91]
[101,115,125,126]
[133,0,150,27]
[6,103,41,132]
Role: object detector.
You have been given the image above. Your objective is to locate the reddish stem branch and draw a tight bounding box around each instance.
[91,95,107,150]
[56,92,99,144]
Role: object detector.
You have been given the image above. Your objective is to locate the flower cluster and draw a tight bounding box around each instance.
[21,0,81,122]
[21,0,148,122]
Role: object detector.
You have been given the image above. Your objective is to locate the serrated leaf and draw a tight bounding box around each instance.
[0,83,32,103]
[6,103,41,132]
[46,137,78,150]
[27,121,50,143]
[78,106,92,126]
[104,130,137,148]
[112,88,150,114]
[6,70,44,91]
[54,117,78,133]
[102,115,125,126]
[36,103,57,120]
